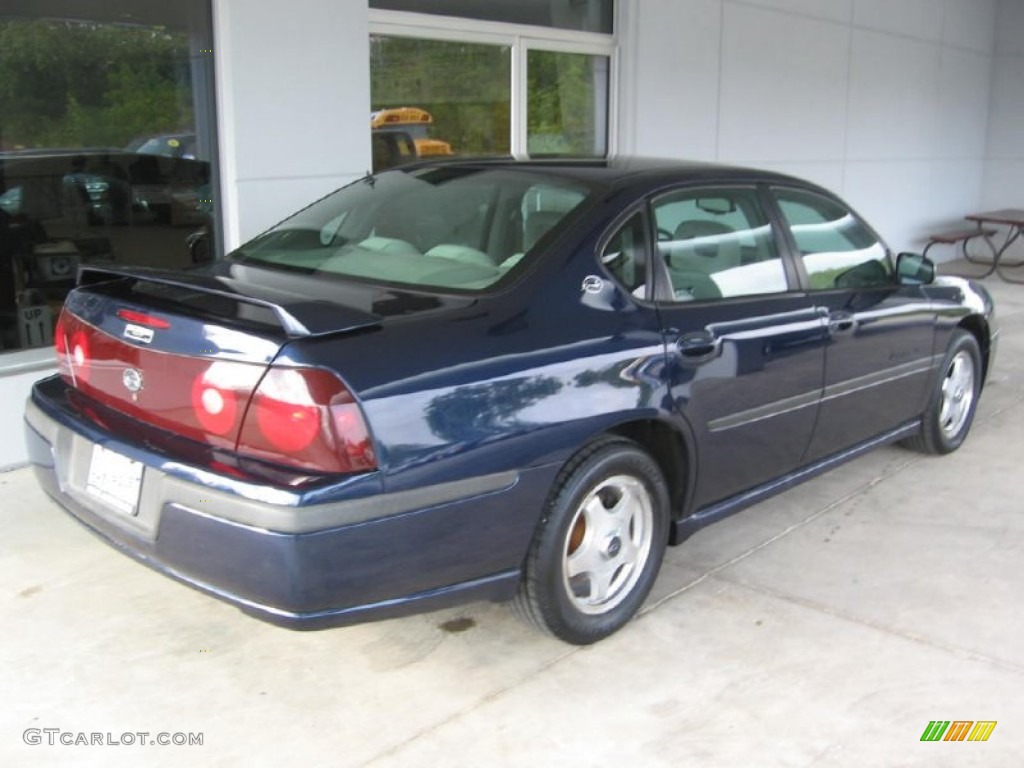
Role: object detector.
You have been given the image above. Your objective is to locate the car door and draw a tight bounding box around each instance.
[768,186,936,462]
[649,185,828,508]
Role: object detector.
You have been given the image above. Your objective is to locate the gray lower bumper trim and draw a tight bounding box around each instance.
[162,470,520,534]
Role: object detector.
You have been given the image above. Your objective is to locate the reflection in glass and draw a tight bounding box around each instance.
[527,50,609,157]
[370,36,511,169]
[776,190,891,290]
[653,188,787,300]
[0,7,216,354]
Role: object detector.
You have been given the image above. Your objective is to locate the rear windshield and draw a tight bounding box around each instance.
[229,166,595,292]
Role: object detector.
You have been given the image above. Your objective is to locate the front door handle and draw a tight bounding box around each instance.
[675,331,722,362]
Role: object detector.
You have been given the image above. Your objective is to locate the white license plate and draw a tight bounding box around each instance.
[86,444,144,516]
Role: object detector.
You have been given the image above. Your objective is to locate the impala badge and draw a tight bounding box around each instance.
[123,323,154,344]
[122,368,144,397]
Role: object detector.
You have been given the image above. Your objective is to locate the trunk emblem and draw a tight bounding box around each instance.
[122,368,144,397]
[124,323,155,344]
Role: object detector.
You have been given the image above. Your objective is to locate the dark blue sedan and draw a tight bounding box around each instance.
[24,158,997,644]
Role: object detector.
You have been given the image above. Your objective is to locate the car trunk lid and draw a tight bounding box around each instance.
[56,266,383,473]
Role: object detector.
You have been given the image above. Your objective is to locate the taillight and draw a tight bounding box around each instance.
[191,363,243,436]
[54,312,68,355]
[68,328,92,383]
[52,309,375,477]
[54,311,93,386]
[237,367,376,473]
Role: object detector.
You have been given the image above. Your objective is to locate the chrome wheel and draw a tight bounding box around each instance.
[562,474,654,615]
[939,350,976,440]
[514,438,669,644]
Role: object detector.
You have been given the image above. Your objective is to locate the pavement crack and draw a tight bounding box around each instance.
[358,645,580,767]
[713,575,1024,676]
[639,455,922,617]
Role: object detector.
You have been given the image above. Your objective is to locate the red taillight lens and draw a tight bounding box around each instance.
[68,328,91,383]
[238,367,376,474]
[53,310,375,477]
[191,364,242,436]
[54,312,68,356]
[255,383,320,453]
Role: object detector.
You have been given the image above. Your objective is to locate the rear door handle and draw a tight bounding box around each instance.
[675,331,722,362]
[828,310,856,333]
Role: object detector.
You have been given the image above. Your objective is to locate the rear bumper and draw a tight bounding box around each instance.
[25,378,555,629]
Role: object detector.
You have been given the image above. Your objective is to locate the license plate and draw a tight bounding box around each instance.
[86,444,144,516]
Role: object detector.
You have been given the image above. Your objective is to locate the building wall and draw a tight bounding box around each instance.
[982,0,1024,208]
[0,359,54,469]
[213,0,372,248]
[618,0,1001,254]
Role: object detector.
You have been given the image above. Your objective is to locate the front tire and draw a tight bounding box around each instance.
[905,329,982,454]
[513,437,669,645]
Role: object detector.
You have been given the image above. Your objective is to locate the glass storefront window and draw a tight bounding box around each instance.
[370,36,512,170]
[0,2,217,354]
[370,0,613,34]
[370,37,612,168]
[527,50,609,157]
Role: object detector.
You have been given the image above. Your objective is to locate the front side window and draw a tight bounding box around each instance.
[653,188,787,301]
[230,167,593,293]
[773,188,891,290]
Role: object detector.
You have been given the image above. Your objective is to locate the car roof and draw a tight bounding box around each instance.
[391,155,815,194]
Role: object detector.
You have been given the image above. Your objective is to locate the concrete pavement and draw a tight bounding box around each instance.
[1,274,1022,767]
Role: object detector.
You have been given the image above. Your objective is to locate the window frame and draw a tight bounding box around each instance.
[368,8,617,159]
[765,184,896,293]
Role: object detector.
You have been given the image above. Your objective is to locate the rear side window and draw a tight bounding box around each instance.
[230,168,593,293]
[773,188,891,290]
[601,212,648,297]
[652,187,787,301]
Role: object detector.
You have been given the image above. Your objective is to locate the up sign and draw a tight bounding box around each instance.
[18,303,54,349]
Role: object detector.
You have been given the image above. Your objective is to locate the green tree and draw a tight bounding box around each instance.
[0,20,192,150]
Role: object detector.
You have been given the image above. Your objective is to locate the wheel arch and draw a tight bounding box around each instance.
[607,417,697,543]
[957,314,991,386]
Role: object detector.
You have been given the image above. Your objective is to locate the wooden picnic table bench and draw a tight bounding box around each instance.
[922,226,997,261]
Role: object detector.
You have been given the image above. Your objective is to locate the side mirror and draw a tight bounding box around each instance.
[896,252,935,285]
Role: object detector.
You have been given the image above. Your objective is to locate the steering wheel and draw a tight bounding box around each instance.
[657,227,674,242]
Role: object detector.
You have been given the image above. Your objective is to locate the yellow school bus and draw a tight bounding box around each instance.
[370,108,453,157]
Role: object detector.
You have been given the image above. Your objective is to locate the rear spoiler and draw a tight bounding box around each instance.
[77,265,381,338]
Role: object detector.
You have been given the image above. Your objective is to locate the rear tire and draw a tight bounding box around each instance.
[513,437,669,645]
[904,329,981,455]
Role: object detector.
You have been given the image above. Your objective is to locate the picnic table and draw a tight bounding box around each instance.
[924,210,1024,282]
[962,209,1024,283]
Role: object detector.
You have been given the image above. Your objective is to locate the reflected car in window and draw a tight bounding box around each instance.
[24,158,997,644]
